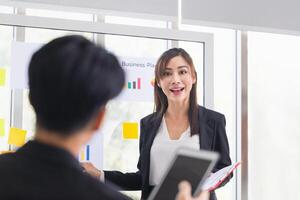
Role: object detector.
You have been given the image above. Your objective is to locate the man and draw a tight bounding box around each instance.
[0,35,208,200]
[0,35,128,200]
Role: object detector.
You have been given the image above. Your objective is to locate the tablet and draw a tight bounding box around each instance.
[147,148,219,200]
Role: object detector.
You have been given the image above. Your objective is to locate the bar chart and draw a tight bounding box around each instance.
[127,78,141,90]
[80,145,90,161]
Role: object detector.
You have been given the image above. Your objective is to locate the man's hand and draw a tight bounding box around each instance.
[176,181,209,200]
[81,162,101,179]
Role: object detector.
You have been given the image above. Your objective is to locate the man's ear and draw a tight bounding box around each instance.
[92,107,106,131]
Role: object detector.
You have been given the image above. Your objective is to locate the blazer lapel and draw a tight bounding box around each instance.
[142,114,162,189]
[198,106,214,151]
[144,114,163,151]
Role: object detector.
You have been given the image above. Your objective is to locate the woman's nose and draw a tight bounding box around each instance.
[171,73,181,84]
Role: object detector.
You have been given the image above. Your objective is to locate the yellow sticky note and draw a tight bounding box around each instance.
[122,122,139,139]
[0,119,4,136]
[0,150,14,154]
[8,128,27,147]
[80,149,85,161]
[0,68,6,86]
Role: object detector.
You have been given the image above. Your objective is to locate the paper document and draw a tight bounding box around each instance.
[202,162,241,191]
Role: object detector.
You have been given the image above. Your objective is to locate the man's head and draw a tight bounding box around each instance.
[28,35,124,136]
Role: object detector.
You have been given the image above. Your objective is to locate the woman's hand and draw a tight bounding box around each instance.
[176,181,209,200]
[81,162,101,179]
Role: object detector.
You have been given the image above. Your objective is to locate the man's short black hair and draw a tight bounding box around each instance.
[28,35,125,135]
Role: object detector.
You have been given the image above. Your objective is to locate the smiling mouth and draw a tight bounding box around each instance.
[170,87,184,93]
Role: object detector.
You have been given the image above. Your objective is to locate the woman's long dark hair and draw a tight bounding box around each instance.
[154,48,199,136]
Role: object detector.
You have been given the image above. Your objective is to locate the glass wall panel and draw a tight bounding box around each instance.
[7,24,204,199]
[25,27,93,43]
[178,41,204,105]
[181,24,236,200]
[105,34,166,58]
[21,28,94,140]
[0,15,208,200]
[248,31,300,200]
[0,25,13,151]
[104,34,204,199]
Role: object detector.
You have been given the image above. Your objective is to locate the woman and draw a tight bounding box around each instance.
[82,48,232,200]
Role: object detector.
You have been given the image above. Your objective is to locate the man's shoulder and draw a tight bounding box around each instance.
[0,153,129,200]
[0,152,18,166]
[76,174,130,200]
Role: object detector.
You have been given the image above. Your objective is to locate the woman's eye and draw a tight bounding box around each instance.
[163,71,171,76]
[179,70,187,75]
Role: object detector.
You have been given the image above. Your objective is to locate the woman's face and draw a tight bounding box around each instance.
[158,56,196,104]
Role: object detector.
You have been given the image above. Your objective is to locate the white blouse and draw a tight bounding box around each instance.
[149,117,200,186]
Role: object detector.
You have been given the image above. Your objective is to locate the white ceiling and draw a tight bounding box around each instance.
[4,0,300,34]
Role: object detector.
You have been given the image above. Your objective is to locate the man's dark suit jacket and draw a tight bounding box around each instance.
[105,106,232,200]
[0,140,129,200]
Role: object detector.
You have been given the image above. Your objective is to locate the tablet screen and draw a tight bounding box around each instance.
[148,150,218,200]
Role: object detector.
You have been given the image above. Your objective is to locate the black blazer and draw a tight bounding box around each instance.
[105,106,232,200]
[0,140,130,200]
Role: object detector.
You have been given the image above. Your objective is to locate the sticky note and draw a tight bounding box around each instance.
[80,149,85,161]
[122,122,139,139]
[8,127,27,147]
[0,119,4,136]
[0,150,14,154]
[0,68,6,86]
[150,78,155,87]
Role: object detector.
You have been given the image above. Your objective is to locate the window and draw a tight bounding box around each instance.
[21,27,94,139]
[104,32,206,199]
[25,8,93,21]
[24,8,94,43]
[181,24,237,200]
[248,31,300,200]
[0,5,13,14]
[0,9,216,200]
[178,41,204,105]
[0,25,13,151]
[105,15,167,28]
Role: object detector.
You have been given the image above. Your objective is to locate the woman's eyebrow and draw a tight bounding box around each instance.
[165,65,188,70]
[164,67,173,71]
[177,65,189,69]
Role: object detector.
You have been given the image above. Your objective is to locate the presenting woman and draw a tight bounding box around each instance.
[82,48,232,200]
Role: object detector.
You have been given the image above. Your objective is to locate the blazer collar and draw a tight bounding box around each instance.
[144,107,213,151]
[198,106,214,150]
[144,113,163,150]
